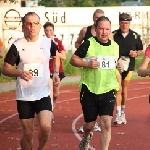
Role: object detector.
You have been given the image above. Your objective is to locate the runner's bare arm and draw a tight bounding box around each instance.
[70,54,100,69]
[75,27,87,48]
[116,58,124,73]
[1,62,22,77]
[52,55,60,86]
[1,62,32,81]
[57,50,66,60]
[137,55,150,77]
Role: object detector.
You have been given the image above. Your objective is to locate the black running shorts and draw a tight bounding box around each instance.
[80,84,115,123]
[121,71,133,80]
[17,96,52,119]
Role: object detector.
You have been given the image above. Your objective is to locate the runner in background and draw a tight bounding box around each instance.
[43,22,66,123]
[113,13,143,125]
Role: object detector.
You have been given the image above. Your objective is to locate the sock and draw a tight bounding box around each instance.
[121,105,125,113]
[116,106,121,116]
[84,133,91,139]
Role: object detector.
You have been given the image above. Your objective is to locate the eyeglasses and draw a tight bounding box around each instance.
[24,21,40,27]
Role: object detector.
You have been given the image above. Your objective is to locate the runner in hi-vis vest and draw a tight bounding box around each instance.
[70,16,123,150]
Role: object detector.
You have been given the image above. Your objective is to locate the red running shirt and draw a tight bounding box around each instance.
[49,38,65,74]
[145,44,150,58]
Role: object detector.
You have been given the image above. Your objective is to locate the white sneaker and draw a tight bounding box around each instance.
[113,113,122,124]
[79,126,84,133]
[93,122,101,132]
[121,113,127,124]
[79,132,93,150]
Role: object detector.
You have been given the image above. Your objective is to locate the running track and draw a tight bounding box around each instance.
[0,79,150,150]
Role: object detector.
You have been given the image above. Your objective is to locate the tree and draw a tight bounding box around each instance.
[38,0,57,7]
[142,0,150,5]
[0,0,18,3]
[38,0,122,7]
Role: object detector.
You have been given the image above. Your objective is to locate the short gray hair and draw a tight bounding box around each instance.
[22,12,40,25]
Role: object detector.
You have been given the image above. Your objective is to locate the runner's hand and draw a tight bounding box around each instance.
[116,62,124,73]
[19,71,33,81]
[53,73,60,87]
[87,58,100,69]
[129,50,137,58]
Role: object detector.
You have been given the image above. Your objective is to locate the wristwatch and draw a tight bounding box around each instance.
[54,71,59,75]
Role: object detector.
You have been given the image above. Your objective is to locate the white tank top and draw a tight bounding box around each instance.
[14,37,51,101]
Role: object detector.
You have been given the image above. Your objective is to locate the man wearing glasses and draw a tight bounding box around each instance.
[113,13,143,125]
[1,12,60,150]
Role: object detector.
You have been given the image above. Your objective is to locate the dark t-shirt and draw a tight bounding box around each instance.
[83,25,93,41]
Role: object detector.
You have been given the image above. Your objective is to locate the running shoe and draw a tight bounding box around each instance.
[79,132,93,150]
[93,122,101,131]
[113,113,122,124]
[121,113,127,124]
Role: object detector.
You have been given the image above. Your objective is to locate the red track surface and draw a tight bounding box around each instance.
[0,79,150,150]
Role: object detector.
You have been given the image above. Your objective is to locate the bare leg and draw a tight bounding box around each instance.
[37,110,53,150]
[100,115,112,150]
[83,121,95,137]
[20,119,34,150]
[121,80,130,106]
[115,74,122,115]
[115,74,122,106]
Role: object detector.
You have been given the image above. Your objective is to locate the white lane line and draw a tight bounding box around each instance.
[0,113,18,124]
[0,99,16,103]
[72,114,95,150]
[57,97,78,103]
[128,94,148,100]
[128,86,150,91]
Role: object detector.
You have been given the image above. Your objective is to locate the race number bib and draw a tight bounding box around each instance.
[121,56,130,71]
[97,56,117,69]
[24,63,43,77]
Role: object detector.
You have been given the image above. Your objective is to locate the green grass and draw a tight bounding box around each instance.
[62,50,82,76]
[61,81,79,86]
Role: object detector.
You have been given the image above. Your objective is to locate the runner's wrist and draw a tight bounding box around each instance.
[18,70,23,77]
[54,71,59,75]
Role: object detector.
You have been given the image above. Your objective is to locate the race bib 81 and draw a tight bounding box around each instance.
[24,63,43,77]
[97,56,117,69]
